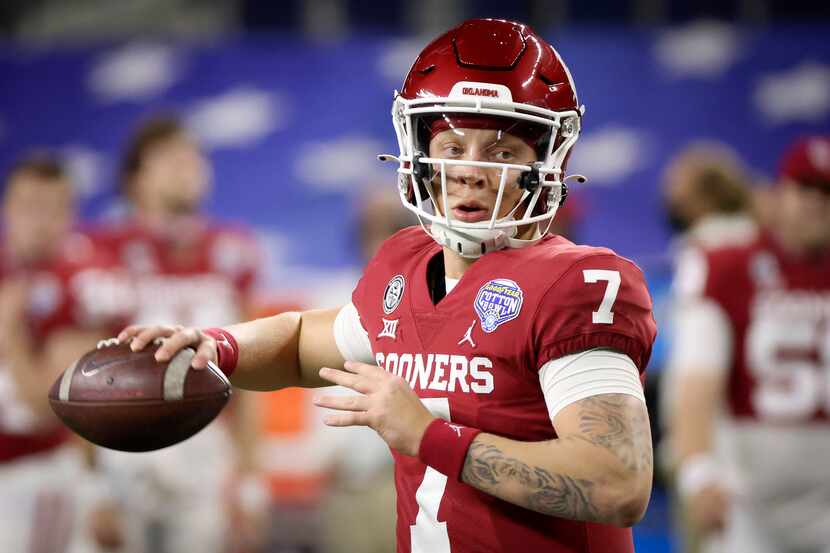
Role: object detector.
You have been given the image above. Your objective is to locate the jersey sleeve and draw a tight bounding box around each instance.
[531,254,657,372]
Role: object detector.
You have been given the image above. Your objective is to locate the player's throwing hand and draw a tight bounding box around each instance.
[117,325,219,370]
[314,361,435,457]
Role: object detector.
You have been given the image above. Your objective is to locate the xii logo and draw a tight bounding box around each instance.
[378,318,399,340]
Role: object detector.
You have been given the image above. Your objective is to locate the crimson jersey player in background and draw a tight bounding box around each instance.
[668,136,830,553]
[0,154,123,553]
[89,117,267,553]
[119,19,657,553]
[92,116,260,326]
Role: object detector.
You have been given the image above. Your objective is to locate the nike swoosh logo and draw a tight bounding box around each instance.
[81,366,102,377]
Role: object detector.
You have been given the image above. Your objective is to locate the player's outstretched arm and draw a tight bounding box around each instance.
[460,394,652,527]
[119,307,346,391]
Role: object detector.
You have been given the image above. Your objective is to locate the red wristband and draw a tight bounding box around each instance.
[203,327,239,376]
[418,419,481,481]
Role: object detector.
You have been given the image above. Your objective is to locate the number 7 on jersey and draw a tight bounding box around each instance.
[583,269,621,324]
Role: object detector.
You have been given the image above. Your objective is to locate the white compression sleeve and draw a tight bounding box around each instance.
[539,348,645,422]
[333,302,375,364]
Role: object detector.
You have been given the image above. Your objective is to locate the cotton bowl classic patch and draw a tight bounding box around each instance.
[474,279,524,333]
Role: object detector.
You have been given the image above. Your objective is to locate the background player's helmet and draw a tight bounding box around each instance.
[778,135,830,189]
[381,18,584,257]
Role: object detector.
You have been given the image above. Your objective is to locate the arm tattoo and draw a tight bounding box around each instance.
[461,440,600,521]
[460,394,651,521]
[575,395,652,473]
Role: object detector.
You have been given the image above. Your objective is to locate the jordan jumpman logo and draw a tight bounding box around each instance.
[457,320,477,348]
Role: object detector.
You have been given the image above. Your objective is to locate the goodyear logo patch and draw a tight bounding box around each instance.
[474,279,523,333]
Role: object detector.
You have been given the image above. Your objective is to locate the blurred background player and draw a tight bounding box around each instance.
[658,141,757,553]
[89,115,268,553]
[0,153,124,553]
[667,135,830,553]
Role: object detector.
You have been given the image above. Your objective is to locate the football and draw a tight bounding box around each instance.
[49,340,231,452]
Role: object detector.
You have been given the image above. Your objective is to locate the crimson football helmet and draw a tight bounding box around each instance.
[380,18,584,257]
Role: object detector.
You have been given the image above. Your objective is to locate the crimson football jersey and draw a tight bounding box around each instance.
[0,233,125,462]
[701,233,830,422]
[351,227,656,553]
[90,219,260,326]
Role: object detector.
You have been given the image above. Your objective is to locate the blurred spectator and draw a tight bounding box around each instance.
[667,136,830,553]
[89,115,268,553]
[0,153,123,553]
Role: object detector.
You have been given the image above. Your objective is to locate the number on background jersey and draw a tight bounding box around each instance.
[411,397,452,553]
[747,318,830,421]
[583,270,621,324]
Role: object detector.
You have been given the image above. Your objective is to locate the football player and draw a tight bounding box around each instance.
[89,116,267,553]
[119,19,657,553]
[659,141,758,553]
[668,135,830,553]
[0,153,124,553]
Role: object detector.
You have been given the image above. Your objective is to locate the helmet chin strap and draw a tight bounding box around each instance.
[429,222,510,258]
[428,219,544,259]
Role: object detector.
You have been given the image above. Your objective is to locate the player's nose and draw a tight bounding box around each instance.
[453,164,487,189]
